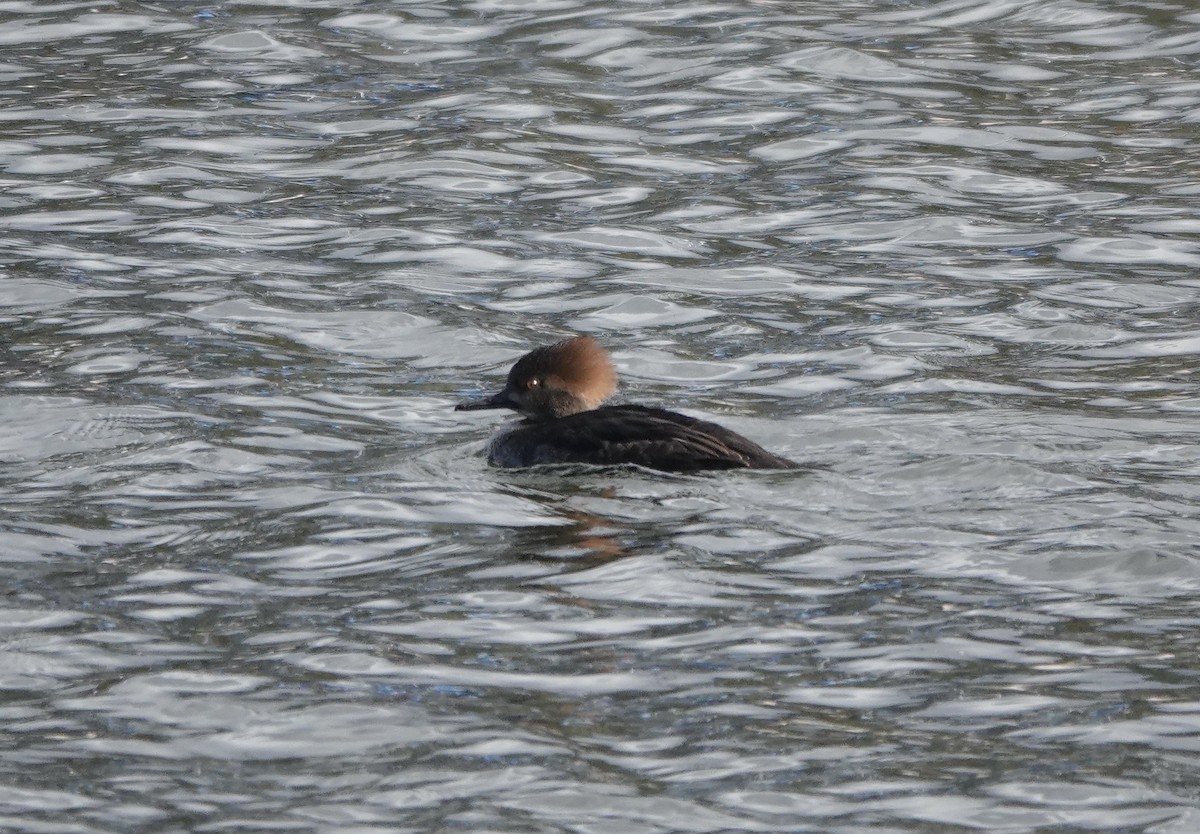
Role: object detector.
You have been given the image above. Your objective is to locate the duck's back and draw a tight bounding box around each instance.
[487,404,799,472]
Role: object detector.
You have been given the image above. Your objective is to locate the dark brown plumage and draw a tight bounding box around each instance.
[456,336,799,472]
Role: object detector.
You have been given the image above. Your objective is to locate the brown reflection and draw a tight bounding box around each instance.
[557,504,631,565]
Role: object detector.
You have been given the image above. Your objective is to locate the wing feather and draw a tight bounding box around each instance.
[498,405,797,471]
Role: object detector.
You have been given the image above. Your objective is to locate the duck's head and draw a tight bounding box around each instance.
[455,336,617,421]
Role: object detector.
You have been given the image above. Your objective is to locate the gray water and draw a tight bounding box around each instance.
[3,0,1200,831]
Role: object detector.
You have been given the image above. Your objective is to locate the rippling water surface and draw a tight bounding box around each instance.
[4,0,1200,830]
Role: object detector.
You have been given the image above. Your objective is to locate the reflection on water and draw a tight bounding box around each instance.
[3,0,1200,830]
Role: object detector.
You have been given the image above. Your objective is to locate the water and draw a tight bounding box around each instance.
[3,0,1200,830]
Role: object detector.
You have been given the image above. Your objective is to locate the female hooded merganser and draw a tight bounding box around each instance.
[455,336,799,472]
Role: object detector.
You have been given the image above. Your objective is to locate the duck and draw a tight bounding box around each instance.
[455,336,799,472]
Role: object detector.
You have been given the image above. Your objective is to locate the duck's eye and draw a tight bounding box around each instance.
[525,378,540,390]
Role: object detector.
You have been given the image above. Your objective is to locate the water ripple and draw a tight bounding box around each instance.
[3,0,1200,831]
